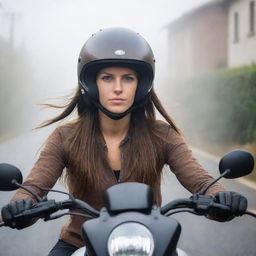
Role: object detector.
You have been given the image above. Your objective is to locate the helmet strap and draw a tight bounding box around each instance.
[96,102,133,120]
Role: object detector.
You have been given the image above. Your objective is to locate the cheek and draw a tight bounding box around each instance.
[97,83,107,99]
[130,84,138,99]
[97,88,105,105]
[98,89,108,103]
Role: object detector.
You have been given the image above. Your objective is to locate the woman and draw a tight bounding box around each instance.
[1,27,247,256]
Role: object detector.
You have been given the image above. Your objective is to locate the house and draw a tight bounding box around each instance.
[228,0,256,67]
[165,0,228,78]
[166,0,256,78]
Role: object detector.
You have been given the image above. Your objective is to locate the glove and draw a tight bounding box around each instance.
[1,199,33,229]
[211,191,247,222]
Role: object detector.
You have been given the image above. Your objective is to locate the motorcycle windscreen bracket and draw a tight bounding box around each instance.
[103,182,154,214]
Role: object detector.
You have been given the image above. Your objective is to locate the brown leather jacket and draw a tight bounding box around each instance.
[8,120,225,248]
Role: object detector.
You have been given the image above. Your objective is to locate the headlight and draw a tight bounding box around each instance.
[107,222,154,256]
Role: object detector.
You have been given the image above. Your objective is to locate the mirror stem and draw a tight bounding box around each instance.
[11,179,42,202]
[199,169,231,195]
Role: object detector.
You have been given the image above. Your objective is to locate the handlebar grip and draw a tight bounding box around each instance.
[211,202,231,211]
[15,200,60,219]
[14,199,75,219]
[15,207,46,218]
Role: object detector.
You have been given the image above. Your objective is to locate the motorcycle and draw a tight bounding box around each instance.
[0,149,255,256]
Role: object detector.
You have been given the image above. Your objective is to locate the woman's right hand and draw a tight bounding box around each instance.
[1,199,33,229]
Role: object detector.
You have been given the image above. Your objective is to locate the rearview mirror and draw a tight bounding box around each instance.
[0,163,23,191]
[219,150,254,179]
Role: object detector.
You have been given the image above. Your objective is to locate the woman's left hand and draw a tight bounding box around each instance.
[210,191,247,222]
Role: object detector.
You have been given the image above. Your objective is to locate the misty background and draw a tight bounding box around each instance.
[1,0,255,172]
[0,1,256,255]
[0,0,211,138]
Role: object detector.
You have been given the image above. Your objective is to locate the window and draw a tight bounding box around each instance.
[234,12,239,42]
[249,1,255,34]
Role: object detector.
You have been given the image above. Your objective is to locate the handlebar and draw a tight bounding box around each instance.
[160,194,256,218]
[1,190,255,228]
[161,199,194,214]
[161,194,231,216]
[0,198,100,228]
[14,198,100,220]
[14,199,73,219]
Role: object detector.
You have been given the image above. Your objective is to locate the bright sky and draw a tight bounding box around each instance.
[1,0,211,56]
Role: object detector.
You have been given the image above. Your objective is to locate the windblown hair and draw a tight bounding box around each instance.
[38,85,181,197]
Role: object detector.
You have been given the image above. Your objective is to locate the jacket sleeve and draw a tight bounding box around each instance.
[11,127,66,203]
[165,126,226,196]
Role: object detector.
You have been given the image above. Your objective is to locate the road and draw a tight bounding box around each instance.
[0,128,255,256]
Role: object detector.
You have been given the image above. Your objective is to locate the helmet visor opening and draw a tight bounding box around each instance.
[80,59,154,103]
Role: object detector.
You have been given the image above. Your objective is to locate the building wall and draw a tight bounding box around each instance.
[228,0,256,67]
[167,4,228,78]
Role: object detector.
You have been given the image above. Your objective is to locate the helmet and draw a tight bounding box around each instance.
[78,27,155,120]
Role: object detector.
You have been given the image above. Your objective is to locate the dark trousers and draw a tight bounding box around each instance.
[48,240,79,256]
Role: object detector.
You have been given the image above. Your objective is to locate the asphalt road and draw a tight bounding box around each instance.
[0,128,255,256]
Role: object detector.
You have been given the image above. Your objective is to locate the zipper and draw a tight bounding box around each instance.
[117,135,129,183]
[114,170,121,183]
[104,143,121,184]
[118,146,124,183]
[103,136,128,184]
[103,143,116,183]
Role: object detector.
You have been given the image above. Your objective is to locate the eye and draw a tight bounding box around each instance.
[123,76,135,82]
[101,75,112,81]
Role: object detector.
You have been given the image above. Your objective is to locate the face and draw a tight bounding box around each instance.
[96,67,138,114]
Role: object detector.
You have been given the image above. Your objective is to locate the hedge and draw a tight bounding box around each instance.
[167,65,256,146]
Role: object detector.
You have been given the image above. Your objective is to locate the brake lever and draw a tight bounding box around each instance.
[191,194,231,214]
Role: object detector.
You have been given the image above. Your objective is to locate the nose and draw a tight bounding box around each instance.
[113,78,123,94]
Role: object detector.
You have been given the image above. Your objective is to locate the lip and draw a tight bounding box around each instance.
[109,98,125,103]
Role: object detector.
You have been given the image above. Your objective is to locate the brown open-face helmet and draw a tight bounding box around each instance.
[78,27,155,120]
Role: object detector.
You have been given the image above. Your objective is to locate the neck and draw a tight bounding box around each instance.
[98,111,131,139]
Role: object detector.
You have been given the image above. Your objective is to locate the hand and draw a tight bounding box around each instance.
[211,191,247,222]
[1,199,33,229]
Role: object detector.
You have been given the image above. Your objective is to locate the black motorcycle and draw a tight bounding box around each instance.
[0,149,255,256]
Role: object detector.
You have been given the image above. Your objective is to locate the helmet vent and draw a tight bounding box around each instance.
[114,50,126,56]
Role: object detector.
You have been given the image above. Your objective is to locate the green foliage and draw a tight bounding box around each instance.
[217,66,256,144]
[170,65,256,145]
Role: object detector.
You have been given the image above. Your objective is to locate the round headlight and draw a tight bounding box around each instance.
[107,222,154,256]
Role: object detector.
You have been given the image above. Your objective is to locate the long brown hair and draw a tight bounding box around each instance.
[38,85,181,197]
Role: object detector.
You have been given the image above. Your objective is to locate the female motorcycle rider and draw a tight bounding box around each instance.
[0,27,247,256]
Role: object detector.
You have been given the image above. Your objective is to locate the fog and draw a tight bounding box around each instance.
[0,0,209,138]
[1,2,256,255]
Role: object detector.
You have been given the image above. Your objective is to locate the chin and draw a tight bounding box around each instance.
[105,105,132,114]
[108,108,129,114]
